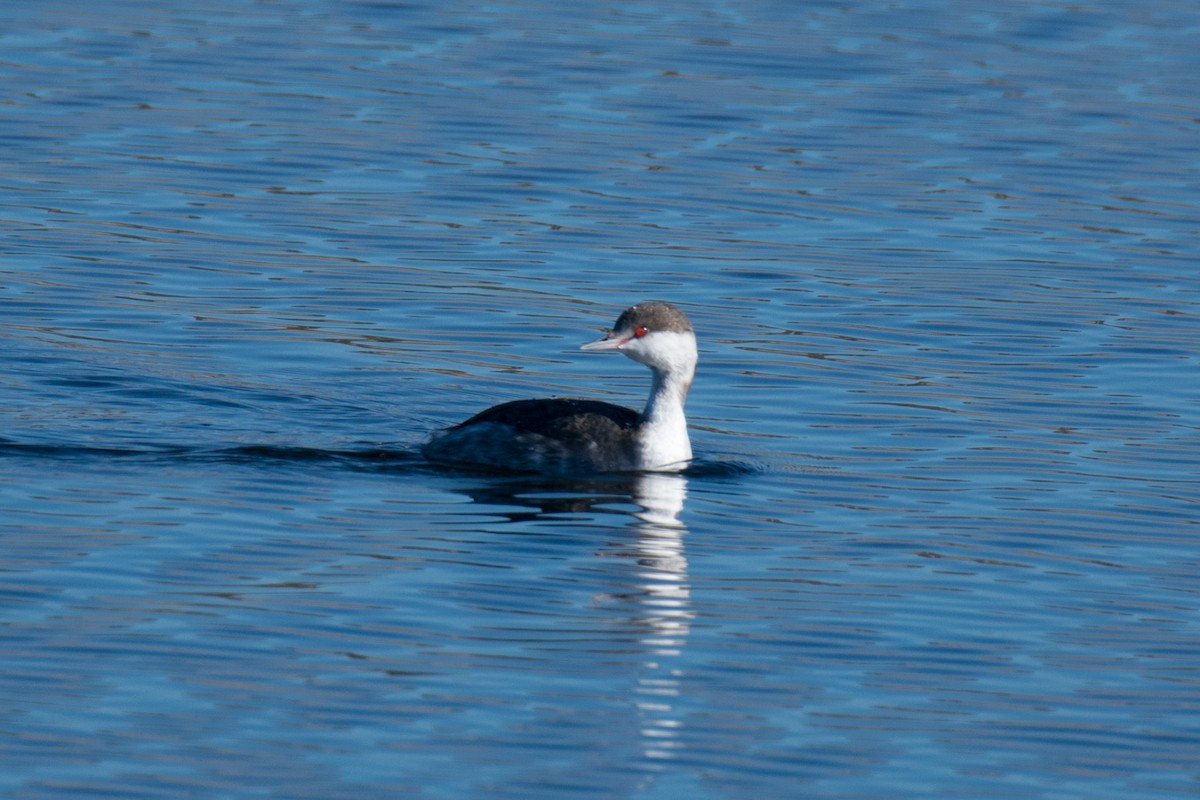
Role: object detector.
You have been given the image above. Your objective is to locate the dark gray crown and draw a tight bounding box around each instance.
[612,301,692,335]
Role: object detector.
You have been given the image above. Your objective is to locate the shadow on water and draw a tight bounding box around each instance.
[0,438,418,469]
[0,436,763,478]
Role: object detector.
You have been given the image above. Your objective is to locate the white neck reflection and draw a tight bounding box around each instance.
[630,472,692,764]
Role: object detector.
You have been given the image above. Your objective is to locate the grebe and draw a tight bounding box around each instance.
[422,301,697,473]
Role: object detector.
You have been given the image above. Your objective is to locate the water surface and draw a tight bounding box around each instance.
[2,1,1198,798]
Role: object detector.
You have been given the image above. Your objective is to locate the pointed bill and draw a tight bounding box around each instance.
[580,332,628,351]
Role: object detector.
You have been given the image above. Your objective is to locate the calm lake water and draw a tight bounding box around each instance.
[2,1,1198,798]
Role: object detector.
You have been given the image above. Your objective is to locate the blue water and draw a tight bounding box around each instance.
[2,1,1198,798]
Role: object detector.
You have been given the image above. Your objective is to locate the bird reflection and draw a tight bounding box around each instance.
[446,470,694,768]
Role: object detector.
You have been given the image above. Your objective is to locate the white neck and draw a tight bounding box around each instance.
[632,332,696,471]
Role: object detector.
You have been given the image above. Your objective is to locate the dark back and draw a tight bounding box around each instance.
[453,398,638,436]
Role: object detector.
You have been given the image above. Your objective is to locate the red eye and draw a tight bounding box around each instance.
[634,325,649,338]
